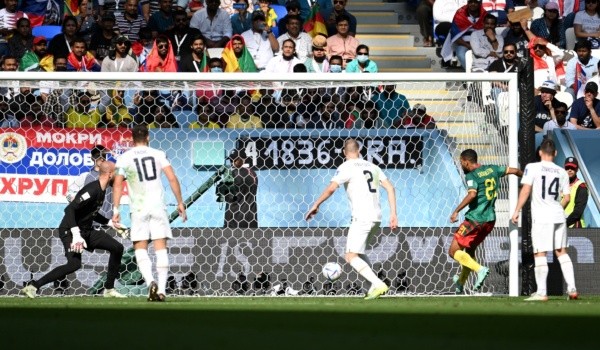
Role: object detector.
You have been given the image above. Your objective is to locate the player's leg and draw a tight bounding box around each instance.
[87,229,126,298]
[450,221,493,290]
[526,223,550,301]
[149,211,173,301]
[130,213,155,288]
[553,223,577,299]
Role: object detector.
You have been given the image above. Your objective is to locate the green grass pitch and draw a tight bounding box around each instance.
[1,296,599,349]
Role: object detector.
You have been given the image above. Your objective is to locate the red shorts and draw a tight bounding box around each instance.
[454,220,495,249]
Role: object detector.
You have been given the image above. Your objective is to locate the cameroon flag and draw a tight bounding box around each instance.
[303,4,327,38]
[222,35,257,73]
[64,0,80,16]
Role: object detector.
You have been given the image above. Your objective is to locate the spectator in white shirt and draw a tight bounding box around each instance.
[189,0,232,48]
[242,11,279,70]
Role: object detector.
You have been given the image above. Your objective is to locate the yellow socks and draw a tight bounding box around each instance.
[458,266,472,285]
[453,250,482,272]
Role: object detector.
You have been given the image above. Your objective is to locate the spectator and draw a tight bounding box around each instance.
[65,92,102,128]
[102,90,133,128]
[0,0,28,58]
[359,100,381,129]
[177,0,204,18]
[322,0,357,37]
[480,0,514,26]
[116,0,148,42]
[148,0,176,36]
[149,104,179,128]
[131,27,154,68]
[569,81,600,129]
[0,96,18,127]
[231,0,253,35]
[8,18,33,61]
[470,13,503,72]
[342,100,362,128]
[242,11,279,71]
[48,16,79,58]
[41,56,69,125]
[416,0,435,47]
[256,0,278,29]
[179,34,209,72]
[441,0,487,70]
[131,90,163,125]
[76,0,97,44]
[278,1,302,37]
[141,0,178,22]
[530,2,565,49]
[305,35,330,73]
[20,36,54,72]
[399,103,437,129]
[140,35,178,72]
[524,24,565,89]
[189,104,221,129]
[488,43,519,105]
[534,80,562,132]
[209,57,225,72]
[101,35,139,72]
[564,156,589,228]
[566,40,599,99]
[265,39,303,73]
[542,101,577,136]
[372,84,410,128]
[67,38,101,72]
[574,0,600,49]
[167,10,202,62]
[222,35,258,72]
[326,15,360,66]
[329,55,344,73]
[190,0,232,48]
[309,100,344,129]
[226,95,263,128]
[345,44,378,73]
[90,12,119,63]
[9,87,37,121]
[300,0,332,21]
[19,99,56,128]
[281,92,309,128]
[503,20,529,59]
[277,15,312,62]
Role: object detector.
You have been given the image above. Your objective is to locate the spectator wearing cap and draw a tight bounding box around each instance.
[569,81,600,129]
[529,2,565,49]
[278,1,302,37]
[326,15,360,66]
[566,40,599,100]
[345,44,378,73]
[242,11,279,70]
[277,15,312,62]
[190,0,232,48]
[8,18,33,61]
[398,103,436,129]
[19,36,54,72]
[524,21,566,89]
[101,35,138,72]
[116,0,147,42]
[322,0,357,37]
[148,0,176,36]
[225,148,258,229]
[574,0,600,49]
[534,80,562,132]
[231,0,253,36]
[305,35,329,73]
[90,12,119,63]
[166,9,202,61]
[564,157,589,228]
[542,101,577,136]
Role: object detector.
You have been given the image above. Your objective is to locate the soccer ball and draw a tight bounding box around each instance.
[322,262,342,281]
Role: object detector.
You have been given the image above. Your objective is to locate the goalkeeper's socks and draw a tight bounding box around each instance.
[558,254,577,292]
[350,256,383,286]
[453,250,481,272]
[458,266,472,285]
[135,249,155,285]
[156,249,169,295]
[534,256,548,296]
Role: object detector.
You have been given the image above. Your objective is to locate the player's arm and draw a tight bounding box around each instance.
[112,173,125,224]
[505,167,523,177]
[65,188,98,252]
[380,179,398,230]
[450,190,477,223]
[511,184,532,224]
[305,182,339,221]
[164,165,187,223]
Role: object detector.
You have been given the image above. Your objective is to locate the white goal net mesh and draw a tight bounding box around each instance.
[0,72,518,297]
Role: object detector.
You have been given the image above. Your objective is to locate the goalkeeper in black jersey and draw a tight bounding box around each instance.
[21,161,127,298]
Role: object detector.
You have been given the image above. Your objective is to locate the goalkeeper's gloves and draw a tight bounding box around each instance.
[108,220,130,239]
[69,227,87,254]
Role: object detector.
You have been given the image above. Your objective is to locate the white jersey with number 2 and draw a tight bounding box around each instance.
[116,145,171,213]
[521,160,570,224]
[331,158,387,222]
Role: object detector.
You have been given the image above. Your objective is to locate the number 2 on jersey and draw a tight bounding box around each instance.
[541,175,559,200]
[484,178,497,200]
[363,170,376,193]
[134,157,157,182]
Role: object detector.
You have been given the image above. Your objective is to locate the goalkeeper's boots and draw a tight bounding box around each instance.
[568,289,579,300]
[452,275,464,294]
[103,288,127,298]
[364,284,389,300]
[21,285,37,299]
[474,266,490,291]
[525,293,548,301]
[147,281,159,302]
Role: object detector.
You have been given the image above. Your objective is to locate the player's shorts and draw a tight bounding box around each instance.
[531,222,568,253]
[130,208,173,242]
[346,220,380,254]
[454,219,495,249]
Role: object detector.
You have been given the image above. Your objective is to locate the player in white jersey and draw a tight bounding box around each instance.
[306,139,397,300]
[112,125,187,302]
[511,139,578,301]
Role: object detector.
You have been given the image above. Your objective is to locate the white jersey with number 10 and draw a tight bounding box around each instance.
[331,158,388,222]
[521,160,570,224]
[115,145,171,213]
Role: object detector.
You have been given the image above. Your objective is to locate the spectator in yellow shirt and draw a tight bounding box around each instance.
[65,92,101,128]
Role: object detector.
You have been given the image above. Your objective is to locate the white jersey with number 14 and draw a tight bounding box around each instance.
[331,158,388,222]
[521,160,570,224]
[115,145,170,213]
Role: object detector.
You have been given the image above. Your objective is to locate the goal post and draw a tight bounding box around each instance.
[0,72,520,297]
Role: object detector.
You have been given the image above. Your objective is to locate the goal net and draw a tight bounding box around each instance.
[0,72,519,297]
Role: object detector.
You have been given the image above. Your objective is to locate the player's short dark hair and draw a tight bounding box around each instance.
[132,125,149,143]
[539,138,556,155]
[460,149,478,163]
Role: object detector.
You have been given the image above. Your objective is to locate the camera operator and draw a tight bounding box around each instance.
[224,149,258,228]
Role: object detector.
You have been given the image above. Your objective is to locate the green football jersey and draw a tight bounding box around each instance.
[464,164,507,223]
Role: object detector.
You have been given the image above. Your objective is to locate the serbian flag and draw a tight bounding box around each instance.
[573,62,587,97]
[441,5,486,62]
[303,4,327,38]
[64,0,80,17]
[20,0,62,27]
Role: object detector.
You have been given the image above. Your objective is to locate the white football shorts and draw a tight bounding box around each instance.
[130,208,173,242]
[531,221,568,253]
[346,220,380,254]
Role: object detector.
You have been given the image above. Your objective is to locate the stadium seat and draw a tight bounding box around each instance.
[32,25,62,41]
[565,27,576,52]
